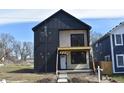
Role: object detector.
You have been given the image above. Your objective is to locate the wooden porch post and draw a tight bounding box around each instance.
[86,51,90,68]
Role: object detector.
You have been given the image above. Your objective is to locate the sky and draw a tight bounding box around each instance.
[0,9,124,42]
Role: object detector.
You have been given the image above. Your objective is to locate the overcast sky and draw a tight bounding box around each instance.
[1,9,124,24]
[0,9,124,42]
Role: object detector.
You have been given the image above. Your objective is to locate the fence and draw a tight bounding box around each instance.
[95,61,112,75]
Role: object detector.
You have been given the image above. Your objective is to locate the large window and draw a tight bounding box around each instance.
[115,34,123,46]
[71,51,86,64]
[71,34,84,46]
[116,54,124,67]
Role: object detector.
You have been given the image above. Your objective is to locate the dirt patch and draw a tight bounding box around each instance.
[8,68,34,73]
[68,73,111,83]
[36,78,54,83]
[71,77,89,83]
[108,78,118,83]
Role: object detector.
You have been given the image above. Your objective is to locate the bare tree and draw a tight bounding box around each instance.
[0,40,4,62]
[0,33,15,49]
[21,42,33,61]
[90,31,103,72]
[0,33,15,61]
[0,33,33,63]
[13,41,33,61]
[13,41,21,60]
[90,31,103,44]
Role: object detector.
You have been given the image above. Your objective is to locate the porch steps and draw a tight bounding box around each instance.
[57,73,69,83]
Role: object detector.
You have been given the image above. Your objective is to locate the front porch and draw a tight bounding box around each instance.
[56,46,92,74]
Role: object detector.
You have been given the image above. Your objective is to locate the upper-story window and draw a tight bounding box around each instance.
[115,34,123,46]
[71,34,84,46]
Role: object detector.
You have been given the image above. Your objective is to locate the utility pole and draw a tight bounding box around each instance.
[44,26,47,72]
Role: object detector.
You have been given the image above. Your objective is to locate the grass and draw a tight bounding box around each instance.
[0,64,56,83]
[1,64,120,83]
[110,74,124,83]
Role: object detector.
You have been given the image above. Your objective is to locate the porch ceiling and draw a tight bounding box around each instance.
[58,46,91,51]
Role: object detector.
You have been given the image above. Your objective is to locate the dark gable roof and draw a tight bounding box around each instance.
[32,9,91,31]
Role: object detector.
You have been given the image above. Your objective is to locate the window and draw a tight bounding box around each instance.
[116,54,124,67]
[71,51,86,64]
[71,34,84,46]
[104,55,110,61]
[115,34,123,46]
[95,43,98,47]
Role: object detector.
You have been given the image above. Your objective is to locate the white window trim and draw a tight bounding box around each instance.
[95,43,98,48]
[114,34,123,46]
[116,54,124,68]
[104,55,110,61]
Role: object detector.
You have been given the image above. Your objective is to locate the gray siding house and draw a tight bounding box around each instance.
[93,22,124,73]
[32,9,92,73]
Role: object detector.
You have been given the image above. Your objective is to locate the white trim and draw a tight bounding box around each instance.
[116,54,124,68]
[110,22,124,34]
[104,55,110,61]
[59,30,87,47]
[114,34,123,46]
[113,71,124,73]
[110,34,115,73]
[95,43,98,48]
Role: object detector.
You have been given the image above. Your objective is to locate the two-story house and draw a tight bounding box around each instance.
[32,9,92,73]
[93,22,124,73]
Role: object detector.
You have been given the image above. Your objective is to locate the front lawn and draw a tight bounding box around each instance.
[0,64,56,83]
[0,64,114,83]
[110,75,124,83]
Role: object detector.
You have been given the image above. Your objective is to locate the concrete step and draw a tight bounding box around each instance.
[57,78,68,83]
[58,73,68,78]
[57,73,69,83]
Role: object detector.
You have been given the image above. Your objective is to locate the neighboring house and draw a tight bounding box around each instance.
[93,22,124,73]
[32,9,91,73]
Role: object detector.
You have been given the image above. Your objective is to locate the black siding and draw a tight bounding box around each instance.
[33,10,91,72]
[93,36,111,62]
[112,34,124,73]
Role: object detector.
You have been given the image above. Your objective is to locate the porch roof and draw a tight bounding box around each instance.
[58,46,91,51]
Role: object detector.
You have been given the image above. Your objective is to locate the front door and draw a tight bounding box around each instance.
[60,55,67,69]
